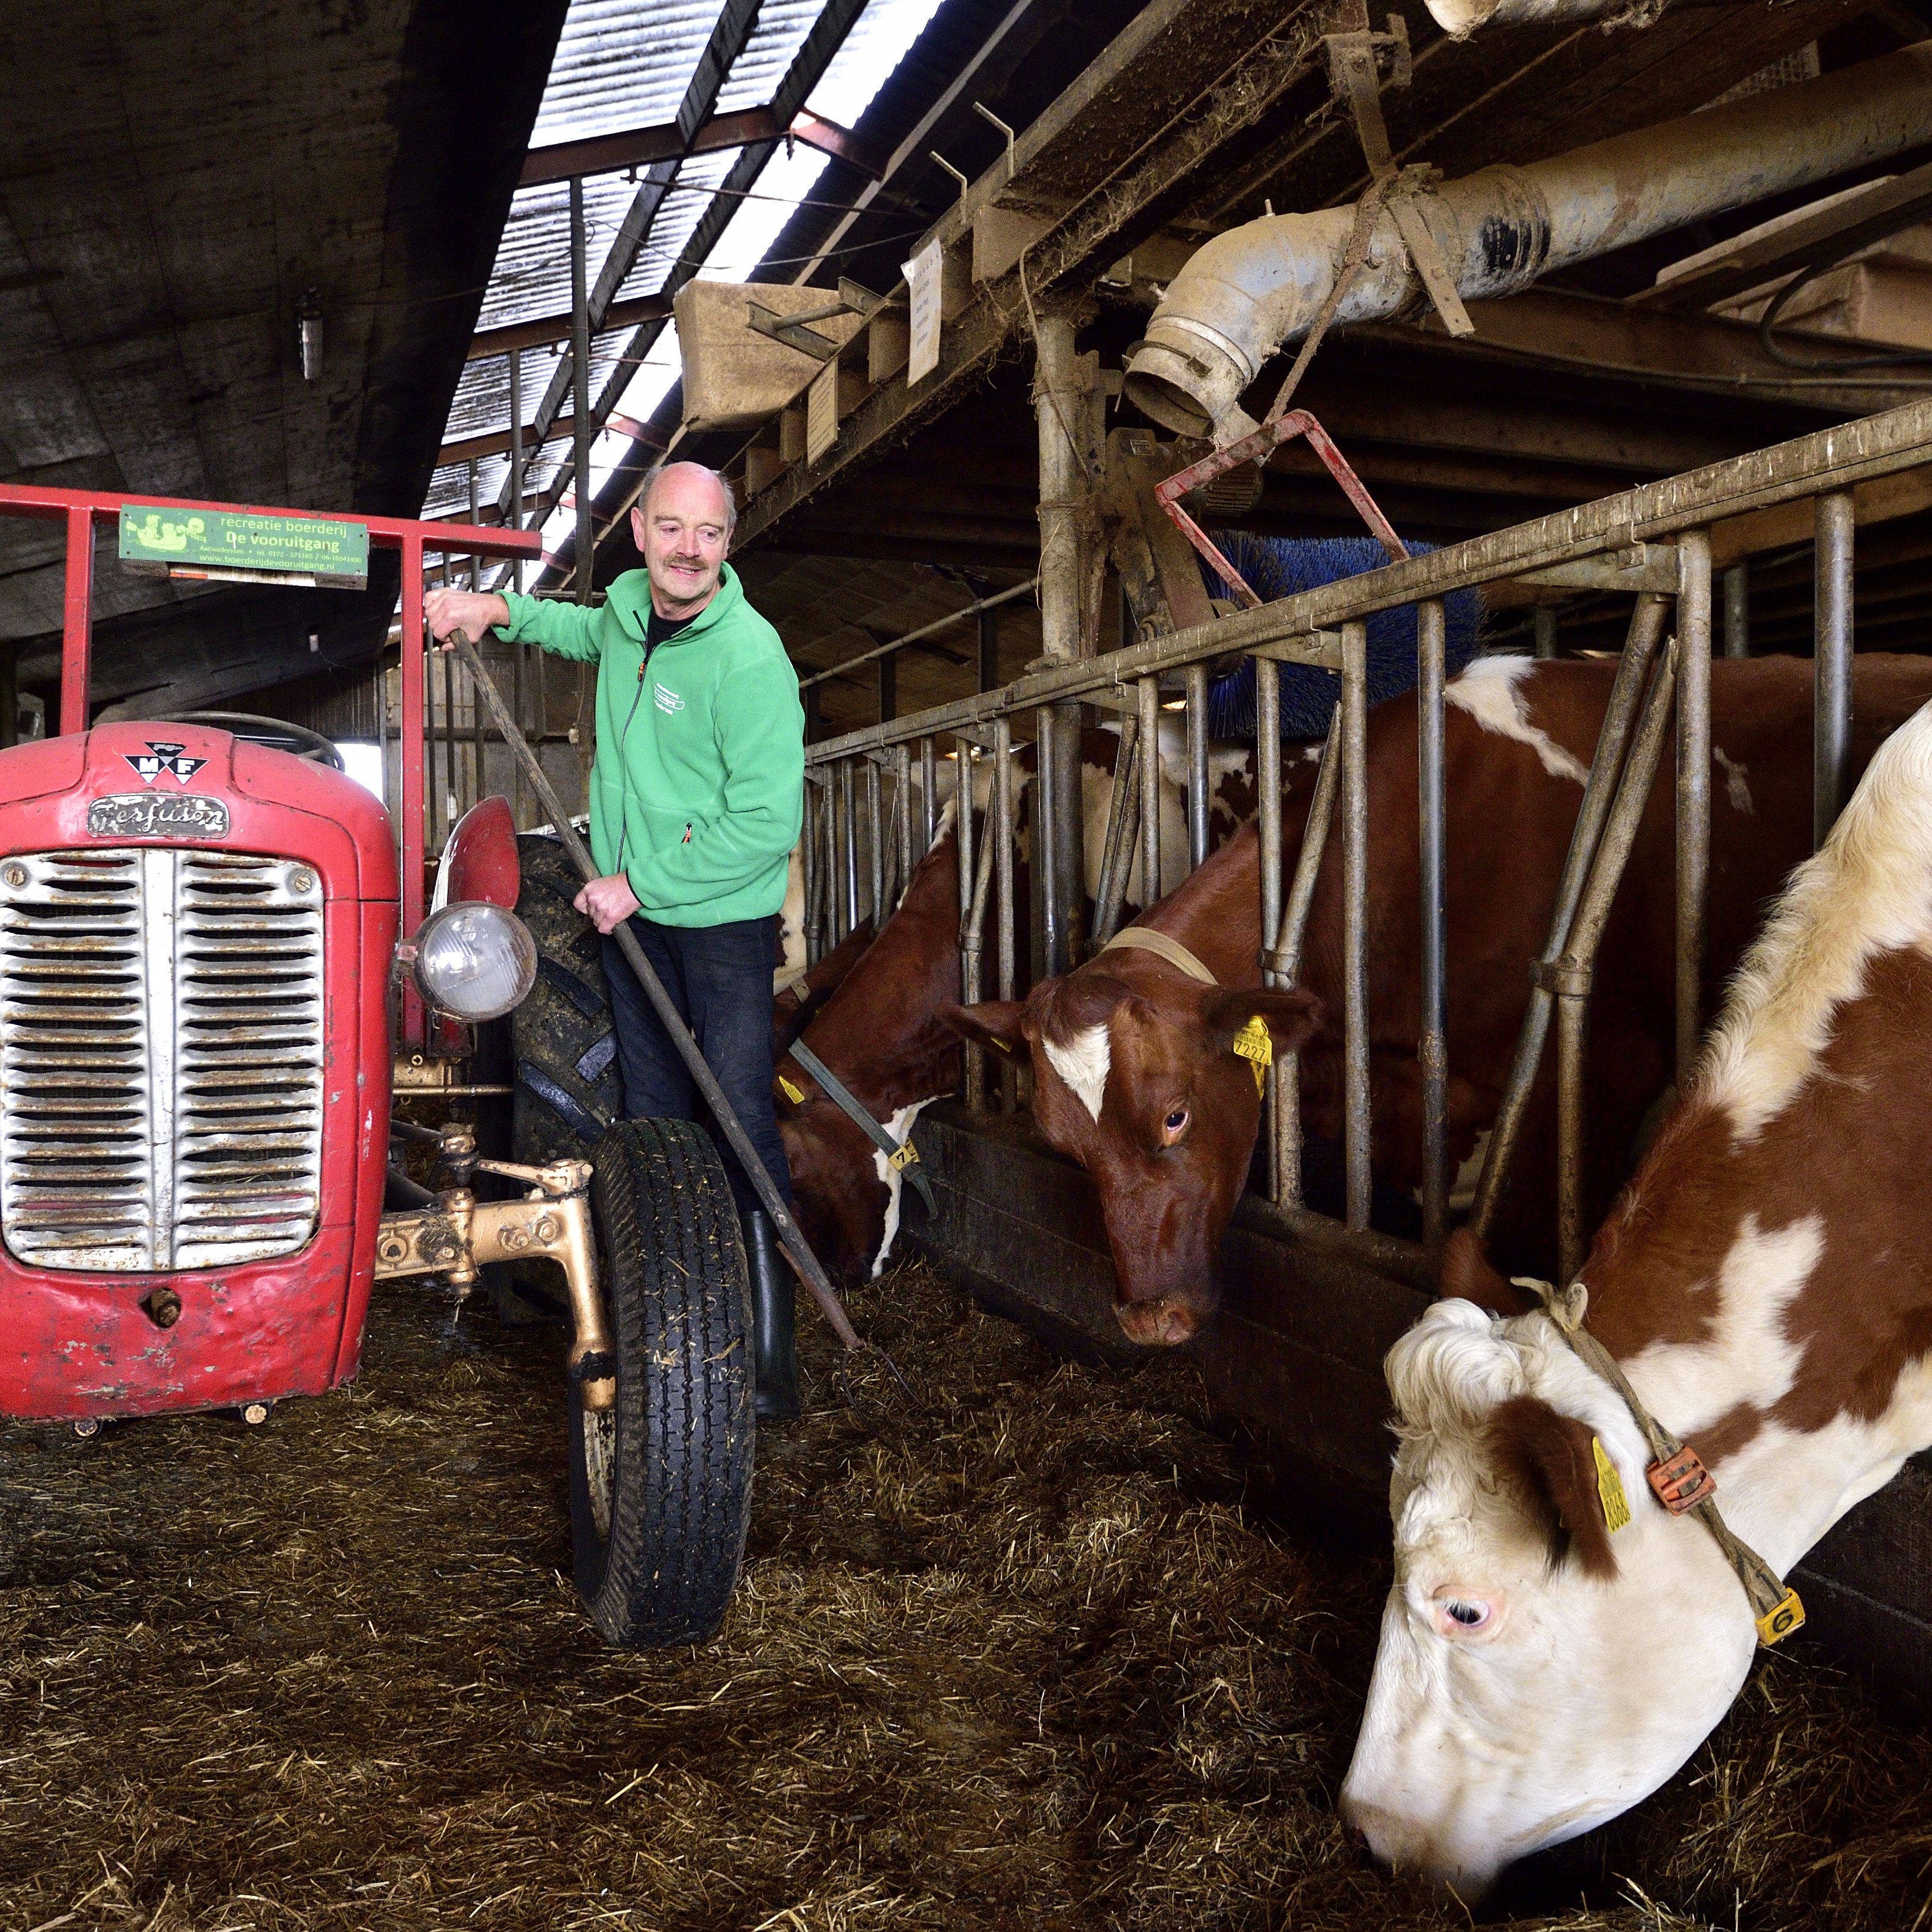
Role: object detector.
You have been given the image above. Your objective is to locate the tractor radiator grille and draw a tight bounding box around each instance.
[0,848,326,1272]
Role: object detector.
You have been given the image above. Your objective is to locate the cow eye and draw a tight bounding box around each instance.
[1442,1598,1490,1631]
[1160,1105,1189,1147]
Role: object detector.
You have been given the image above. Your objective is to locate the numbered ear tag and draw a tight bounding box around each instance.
[777,1074,806,1106]
[1592,1436,1631,1533]
[1231,1013,1272,1094]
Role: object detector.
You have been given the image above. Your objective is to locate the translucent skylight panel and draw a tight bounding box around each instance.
[528,0,721,148]
[711,0,824,113]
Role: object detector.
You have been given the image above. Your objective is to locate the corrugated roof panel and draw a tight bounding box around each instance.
[529,0,723,147]
[474,175,644,336]
[713,0,825,113]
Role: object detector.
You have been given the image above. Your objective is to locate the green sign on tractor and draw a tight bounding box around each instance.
[119,503,370,588]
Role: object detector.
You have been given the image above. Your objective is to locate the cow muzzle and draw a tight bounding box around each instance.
[1113,1295,1202,1346]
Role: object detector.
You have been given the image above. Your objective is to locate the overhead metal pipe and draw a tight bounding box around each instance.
[1125,43,1932,443]
[1427,0,1678,37]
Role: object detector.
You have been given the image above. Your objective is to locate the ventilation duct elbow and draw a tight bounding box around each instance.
[1125,41,1932,446]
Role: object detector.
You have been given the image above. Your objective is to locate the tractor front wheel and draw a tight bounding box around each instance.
[567,1117,755,1647]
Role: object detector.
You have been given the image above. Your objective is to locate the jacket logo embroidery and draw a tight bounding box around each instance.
[654,682,685,715]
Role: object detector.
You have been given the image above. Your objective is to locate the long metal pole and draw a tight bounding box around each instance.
[822,765,841,949]
[570,176,595,608]
[1035,308,1085,976]
[1555,643,1681,1282]
[1676,528,1712,1090]
[1254,657,1283,1196]
[448,631,868,1355]
[956,743,980,1106]
[993,717,1016,1110]
[1814,490,1854,850]
[1091,720,1142,947]
[1137,674,1162,905]
[1340,621,1371,1233]
[1184,661,1210,871]
[801,781,822,968]
[841,759,860,937]
[865,754,884,927]
[1722,563,1749,659]
[919,736,937,854]
[1468,592,1669,1241]
[1532,606,1558,661]
[399,538,427,1048]
[894,744,914,910]
[1416,599,1448,1251]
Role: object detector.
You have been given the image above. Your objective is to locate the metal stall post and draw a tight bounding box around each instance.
[919,736,937,854]
[1137,674,1162,905]
[1090,713,1141,949]
[1532,605,1558,662]
[894,744,914,911]
[801,777,822,968]
[1676,530,1712,1089]
[1723,563,1749,659]
[1184,662,1210,871]
[865,755,884,927]
[1815,491,1855,850]
[1416,599,1448,1250]
[1267,715,1341,1211]
[1034,309,1086,976]
[822,763,841,950]
[993,716,1016,1110]
[1254,658,1283,1196]
[839,758,860,939]
[569,177,595,608]
[1470,593,1669,1240]
[1340,621,1372,1232]
[508,341,529,825]
[1555,643,1680,1282]
[956,743,981,1109]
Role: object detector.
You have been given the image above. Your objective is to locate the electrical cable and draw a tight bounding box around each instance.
[1757,253,1932,370]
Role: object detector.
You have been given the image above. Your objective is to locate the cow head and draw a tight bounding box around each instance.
[944,974,1320,1345]
[1340,1245,1757,1897]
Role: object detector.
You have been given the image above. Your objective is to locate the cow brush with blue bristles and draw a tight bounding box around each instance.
[1196,535,1486,741]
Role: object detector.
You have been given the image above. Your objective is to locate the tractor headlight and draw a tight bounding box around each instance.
[411,902,537,1022]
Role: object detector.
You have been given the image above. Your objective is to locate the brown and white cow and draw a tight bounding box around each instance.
[1340,692,1932,1894]
[945,654,1932,1345]
[781,730,1256,1282]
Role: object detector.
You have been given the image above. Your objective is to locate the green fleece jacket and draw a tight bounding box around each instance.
[494,566,803,927]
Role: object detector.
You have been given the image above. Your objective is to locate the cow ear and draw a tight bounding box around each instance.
[939,1000,1026,1056]
[1439,1228,1533,1317]
[1202,986,1322,1056]
[1487,1393,1619,1581]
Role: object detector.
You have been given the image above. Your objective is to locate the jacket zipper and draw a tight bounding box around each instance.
[611,645,654,881]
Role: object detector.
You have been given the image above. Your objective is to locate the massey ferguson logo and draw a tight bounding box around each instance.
[124,741,207,786]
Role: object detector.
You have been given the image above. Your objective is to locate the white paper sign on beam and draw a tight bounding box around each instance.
[903,240,942,386]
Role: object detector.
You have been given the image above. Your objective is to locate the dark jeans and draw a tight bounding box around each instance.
[601,914,791,1216]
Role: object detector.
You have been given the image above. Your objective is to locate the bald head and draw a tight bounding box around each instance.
[632,461,735,621]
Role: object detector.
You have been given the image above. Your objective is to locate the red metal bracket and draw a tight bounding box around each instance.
[1647,1445,1717,1514]
[1152,409,1409,612]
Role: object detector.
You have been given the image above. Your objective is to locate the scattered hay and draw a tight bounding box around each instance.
[0,1261,1925,1929]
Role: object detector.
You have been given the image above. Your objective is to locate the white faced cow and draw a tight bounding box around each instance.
[1342,697,1932,1895]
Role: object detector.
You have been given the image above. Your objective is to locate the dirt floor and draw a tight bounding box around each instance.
[1,1260,1928,1931]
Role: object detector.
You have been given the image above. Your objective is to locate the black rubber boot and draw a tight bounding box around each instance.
[743,1210,800,1422]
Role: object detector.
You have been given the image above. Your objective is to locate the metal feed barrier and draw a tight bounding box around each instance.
[796,398,1932,1285]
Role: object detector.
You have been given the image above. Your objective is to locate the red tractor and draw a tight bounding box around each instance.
[0,484,755,1647]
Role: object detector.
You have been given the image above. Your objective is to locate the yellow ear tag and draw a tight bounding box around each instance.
[1230,1013,1272,1093]
[1592,1436,1631,1533]
[777,1074,806,1106]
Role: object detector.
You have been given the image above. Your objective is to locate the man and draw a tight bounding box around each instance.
[425,460,805,1420]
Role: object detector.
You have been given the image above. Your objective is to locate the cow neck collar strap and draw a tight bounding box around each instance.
[1099,927,1218,985]
[1513,1274,1804,1649]
[784,1039,935,1216]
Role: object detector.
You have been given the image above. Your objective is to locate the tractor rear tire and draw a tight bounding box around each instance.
[512,833,620,1168]
[568,1117,755,1647]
